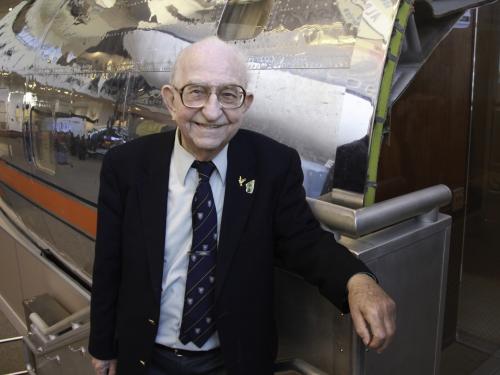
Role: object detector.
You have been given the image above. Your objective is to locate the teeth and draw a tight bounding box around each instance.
[195,122,223,128]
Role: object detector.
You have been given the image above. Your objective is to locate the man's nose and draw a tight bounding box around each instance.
[201,92,223,121]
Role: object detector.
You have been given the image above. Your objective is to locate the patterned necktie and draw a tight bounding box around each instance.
[179,161,218,347]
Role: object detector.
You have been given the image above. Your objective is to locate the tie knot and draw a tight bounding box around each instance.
[192,161,215,181]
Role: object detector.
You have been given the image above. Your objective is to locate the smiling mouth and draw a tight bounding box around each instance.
[193,122,226,129]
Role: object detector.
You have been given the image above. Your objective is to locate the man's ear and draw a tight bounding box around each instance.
[241,92,254,113]
[161,85,177,118]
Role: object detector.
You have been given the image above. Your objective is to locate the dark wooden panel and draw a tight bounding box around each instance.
[376,21,475,347]
[467,4,500,218]
[377,25,474,201]
[461,3,500,348]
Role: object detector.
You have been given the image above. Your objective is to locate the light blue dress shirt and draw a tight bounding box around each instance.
[155,130,227,350]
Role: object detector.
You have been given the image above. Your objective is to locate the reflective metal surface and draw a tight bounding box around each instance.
[276,211,451,374]
[0,179,451,375]
[0,3,495,374]
[307,184,452,237]
[1,0,400,192]
[0,0,401,281]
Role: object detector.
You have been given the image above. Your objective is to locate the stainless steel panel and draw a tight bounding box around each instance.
[0,198,90,314]
[353,223,450,375]
[12,239,89,316]
[42,210,95,280]
[0,186,52,252]
[57,337,95,375]
[0,185,94,281]
[0,225,24,318]
[275,213,451,374]
[34,355,62,375]
[24,334,95,375]
[275,269,343,374]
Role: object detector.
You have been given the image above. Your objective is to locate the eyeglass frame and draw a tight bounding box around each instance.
[173,83,247,109]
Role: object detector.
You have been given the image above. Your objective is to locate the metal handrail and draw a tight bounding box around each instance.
[25,322,90,355]
[330,189,364,209]
[0,336,23,344]
[307,184,452,237]
[28,306,89,337]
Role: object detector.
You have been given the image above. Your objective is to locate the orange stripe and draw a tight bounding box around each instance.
[0,160,97,238]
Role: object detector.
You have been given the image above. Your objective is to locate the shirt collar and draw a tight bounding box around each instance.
[172,129,228,186]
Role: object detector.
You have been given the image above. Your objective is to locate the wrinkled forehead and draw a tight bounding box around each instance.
[173,42,248,87]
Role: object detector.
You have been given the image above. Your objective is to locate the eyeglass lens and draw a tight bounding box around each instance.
[181,84,245,108]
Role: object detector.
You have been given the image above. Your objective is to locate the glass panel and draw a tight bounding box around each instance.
[458,0,500,358]
[218,0,273,40]
[0,71,33,168]
[30,107,56,175]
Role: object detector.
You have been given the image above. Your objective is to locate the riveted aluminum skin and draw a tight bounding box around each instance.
[0,0,399,280]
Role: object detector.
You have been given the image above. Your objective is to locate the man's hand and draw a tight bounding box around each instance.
[347,273,396,353]
[91,356,117,375]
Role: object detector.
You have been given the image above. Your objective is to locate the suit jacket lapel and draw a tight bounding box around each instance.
[138,131,175,296]
[216,132,256,299]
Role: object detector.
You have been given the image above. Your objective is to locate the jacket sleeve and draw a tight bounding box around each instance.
[273,148,372,313]
[88,150,123,359]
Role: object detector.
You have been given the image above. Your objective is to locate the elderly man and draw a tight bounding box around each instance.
[89,37,396,375]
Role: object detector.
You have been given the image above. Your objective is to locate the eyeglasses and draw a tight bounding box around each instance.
[174,84,246,109]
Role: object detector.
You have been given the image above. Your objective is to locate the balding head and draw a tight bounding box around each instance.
[161,36,254,161]
[170,36,249,88]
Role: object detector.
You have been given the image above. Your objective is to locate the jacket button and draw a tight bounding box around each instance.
[148,319,156,325]
[139,360,146,366]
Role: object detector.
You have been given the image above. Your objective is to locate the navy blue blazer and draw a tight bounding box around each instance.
[89,129,371,375]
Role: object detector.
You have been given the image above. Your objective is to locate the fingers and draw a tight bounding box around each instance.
[364,298,396,353]
[94,364,108,375]
[351,308,372,346]
[94,363,108,375]
[367,320,387,352]
[362,307,386,352]
[108,360,117,375]
[347,276,397,354]
[91,357,116,375]
[380,299,397,351]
